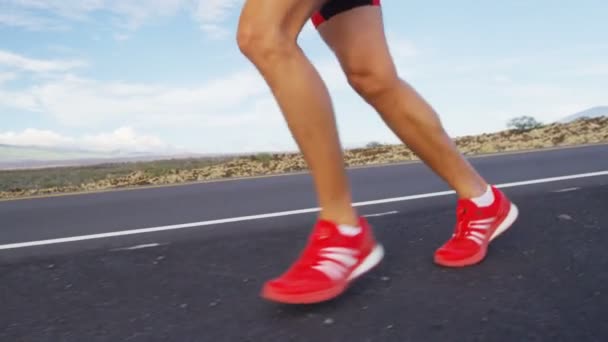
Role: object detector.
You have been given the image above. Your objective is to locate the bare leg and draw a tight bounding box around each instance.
[317,6,487,198]
[237,0,358,225]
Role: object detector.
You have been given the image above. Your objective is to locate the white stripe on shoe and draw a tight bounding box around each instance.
[312,245,384,281]
[467,235,484,245]
[312,247,360,280]
[470,223,492,230]
[313,260,348,281]
[320,252,359,268]
[470,218,497,224]
[470,231,486,240]
[470,218,496,230]
[322,247,360,255]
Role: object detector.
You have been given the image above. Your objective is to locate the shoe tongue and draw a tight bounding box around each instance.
[455,199,477,234]
[458,198,478,212]
[312,219,339,239]
[315,219,338,230]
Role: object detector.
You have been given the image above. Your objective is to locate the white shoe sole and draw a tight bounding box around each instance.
[348,244,385,281]
[490,202,519,241]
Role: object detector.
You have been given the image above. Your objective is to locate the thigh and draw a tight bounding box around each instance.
[239,0,328,38]
[315,3,394,73]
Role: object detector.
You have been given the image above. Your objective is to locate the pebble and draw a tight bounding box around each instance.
[323,318,334,325]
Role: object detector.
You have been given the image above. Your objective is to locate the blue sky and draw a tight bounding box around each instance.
[0,0,606,154]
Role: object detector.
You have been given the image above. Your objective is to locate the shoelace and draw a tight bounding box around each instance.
[454,205,470,239]
[292,227,332,270]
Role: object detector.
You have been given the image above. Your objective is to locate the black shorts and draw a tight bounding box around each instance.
[311,0,381,28]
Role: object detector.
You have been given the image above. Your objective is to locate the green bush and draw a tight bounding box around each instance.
[507,116,543,132]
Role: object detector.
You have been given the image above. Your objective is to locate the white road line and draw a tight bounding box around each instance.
[1,170,607,251]
[363,211,399,218]
[112,243,162,251]
[554,187,581,193]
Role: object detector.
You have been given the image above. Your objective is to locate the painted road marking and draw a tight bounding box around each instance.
[553,187,581,193]
[111,243,162,251]
[363,211,399,218]
[1,170,607,251]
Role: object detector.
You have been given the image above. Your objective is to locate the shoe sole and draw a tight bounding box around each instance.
[261,244,385,304]
[434,202,519,268]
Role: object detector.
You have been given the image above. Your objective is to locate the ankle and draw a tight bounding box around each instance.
[456,178,489,199]
[319,208,359,226]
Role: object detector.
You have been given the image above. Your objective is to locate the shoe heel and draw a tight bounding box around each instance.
[349,244,384,281]
[490,203,519,241]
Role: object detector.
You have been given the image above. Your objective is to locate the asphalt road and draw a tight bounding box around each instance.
[1,144,607,341]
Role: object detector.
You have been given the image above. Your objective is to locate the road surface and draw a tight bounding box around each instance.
[1,144,607,341]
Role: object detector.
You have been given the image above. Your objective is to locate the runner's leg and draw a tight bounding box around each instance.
[237,0,359,225]
[238,1,385,304]
[315,4,519,269]
[316,5,488,198]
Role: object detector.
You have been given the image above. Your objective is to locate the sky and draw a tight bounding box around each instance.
[0,0,606,154]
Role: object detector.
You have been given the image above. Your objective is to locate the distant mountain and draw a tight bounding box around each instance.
[0,144,153,170]
[0,144,220,170]
[0,144,110,160]
[560,106,608,123]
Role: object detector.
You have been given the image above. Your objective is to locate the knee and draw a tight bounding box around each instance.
[344,62,398,100]
[236,20,297,67]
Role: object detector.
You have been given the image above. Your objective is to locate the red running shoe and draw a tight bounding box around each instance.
[434,185,519,267]
[261,216,384,304]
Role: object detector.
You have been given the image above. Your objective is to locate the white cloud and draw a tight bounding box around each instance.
[104,0,188,30]
[1,32,604,154]
[493,75,511,83]
[0,72,18,84]
[198,23,230,40]
[0,127,170,153]
[113,33,130,41]
[567,64,608,77]
[2,0,244,38]
[0,11,68,31]
[194,0,238,23]
[0,88,40,111]
[0,48,351,154]
[82,127,168,152]
[0,128,74,147]
[194,0,243,38]
[0,66,271,128]
[0,50,87,73]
